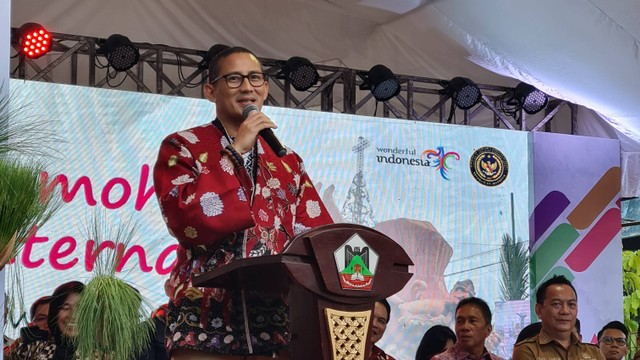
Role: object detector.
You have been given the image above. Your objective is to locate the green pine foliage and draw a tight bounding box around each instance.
[0,83,62,259]
[0,158,60,254]
[0,84,62,157]
[1,82,62,336]
[74,212,155,360]
[499,233,529,301]
[75,275,154,360]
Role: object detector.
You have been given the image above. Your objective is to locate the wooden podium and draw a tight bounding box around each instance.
[192,223,413,360]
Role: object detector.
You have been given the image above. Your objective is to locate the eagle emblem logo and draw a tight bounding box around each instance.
[334,233,379,291]
[470,146,509,186]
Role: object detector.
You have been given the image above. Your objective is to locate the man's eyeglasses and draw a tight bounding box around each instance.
[600,336,627,346]
[210,72,266,88]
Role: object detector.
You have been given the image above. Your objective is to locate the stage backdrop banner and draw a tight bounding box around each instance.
[529,132,622,343]
[5,79,618,359]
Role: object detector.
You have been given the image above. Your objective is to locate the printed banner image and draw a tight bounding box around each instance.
[7,80,531,359]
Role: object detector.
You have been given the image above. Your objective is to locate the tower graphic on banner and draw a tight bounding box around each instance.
[342,136,375,227]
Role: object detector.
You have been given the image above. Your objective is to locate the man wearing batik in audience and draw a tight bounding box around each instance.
[431,297,503,360]
[153,45,333,359]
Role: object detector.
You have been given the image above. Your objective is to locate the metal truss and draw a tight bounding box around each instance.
[9,29,576,133]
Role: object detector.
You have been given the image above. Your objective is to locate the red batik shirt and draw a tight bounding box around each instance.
[153,121,333,354]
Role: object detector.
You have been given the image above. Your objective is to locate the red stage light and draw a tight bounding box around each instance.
[17,23,51,59]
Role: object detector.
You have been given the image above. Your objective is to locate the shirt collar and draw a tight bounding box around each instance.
[537,328,581,346]
[450,342,495,360]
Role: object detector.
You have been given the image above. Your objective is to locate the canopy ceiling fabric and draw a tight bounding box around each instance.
[10,0,640,195]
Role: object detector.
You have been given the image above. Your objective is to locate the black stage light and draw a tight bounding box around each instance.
[101,34,139,72]
[359,64,401,101]
[445,77,481,110]
[514,82,548,114]
[281,56,319,91]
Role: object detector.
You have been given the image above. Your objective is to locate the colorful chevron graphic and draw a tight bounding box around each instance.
[529,167,621,286]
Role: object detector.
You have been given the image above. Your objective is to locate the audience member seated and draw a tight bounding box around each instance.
[138,280,170,360]
[30,296,52,331]
[431,297,503,360]
[512,275,603,360]
[597,321,628,360]
[415,324,456,360]
[4,295,52,357]
[515,322,541,344]
[370,299,396,360]
[7,281,84,360]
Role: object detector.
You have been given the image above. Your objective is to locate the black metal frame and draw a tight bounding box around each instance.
[9,29,574,132]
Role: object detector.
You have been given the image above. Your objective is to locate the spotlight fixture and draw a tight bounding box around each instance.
[514,82,548,114]
[359,64,401,101]
[280,56,319,91]
[100,34,139,72]
[444,77,481,110]
[16,23,51,59]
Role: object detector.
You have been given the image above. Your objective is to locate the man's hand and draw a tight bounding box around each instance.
[232,111,277,154]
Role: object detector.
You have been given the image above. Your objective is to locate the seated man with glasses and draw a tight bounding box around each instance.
[153,45,333,359]
[597,321,628,360]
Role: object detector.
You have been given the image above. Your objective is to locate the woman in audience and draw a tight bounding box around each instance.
[8,281,84,360]
[415,324,457,360]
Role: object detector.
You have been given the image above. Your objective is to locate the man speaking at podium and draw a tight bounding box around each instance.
[153,45,333,359]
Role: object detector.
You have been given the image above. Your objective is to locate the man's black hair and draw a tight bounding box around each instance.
[377,299,391,322]
[456,297,492,324]
[535,275,577,304]
[597,320,628,341]
[207,46,261,82]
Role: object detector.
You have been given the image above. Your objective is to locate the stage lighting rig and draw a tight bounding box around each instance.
[359,64,401,101]
[497,82,549,117]
[99,34,139,72]
[514,82,548,114]
[443,77,481,110]
[16,23,51,59]
[277,56,319,91]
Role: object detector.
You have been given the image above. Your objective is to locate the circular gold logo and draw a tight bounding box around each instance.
[469,147,508,186]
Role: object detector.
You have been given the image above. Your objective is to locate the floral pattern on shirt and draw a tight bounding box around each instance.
[153,122,333,355]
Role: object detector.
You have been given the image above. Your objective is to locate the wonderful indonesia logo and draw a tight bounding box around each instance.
[375,145,460,180]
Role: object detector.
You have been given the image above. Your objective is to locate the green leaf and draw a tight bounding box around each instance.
[624,251,640,337]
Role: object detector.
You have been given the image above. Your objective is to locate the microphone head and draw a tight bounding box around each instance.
[242,104,259,119]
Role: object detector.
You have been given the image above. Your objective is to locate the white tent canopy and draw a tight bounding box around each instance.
[11,0,640,195]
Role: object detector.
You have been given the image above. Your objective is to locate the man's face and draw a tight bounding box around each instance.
[204,52,269,124]
[535,284,577,335]
[598,329,628,360]
[454,304,491,353]
[370,302,389,345]
[32,303,49,331]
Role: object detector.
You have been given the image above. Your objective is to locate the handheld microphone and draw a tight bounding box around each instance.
[242,104,287,157]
